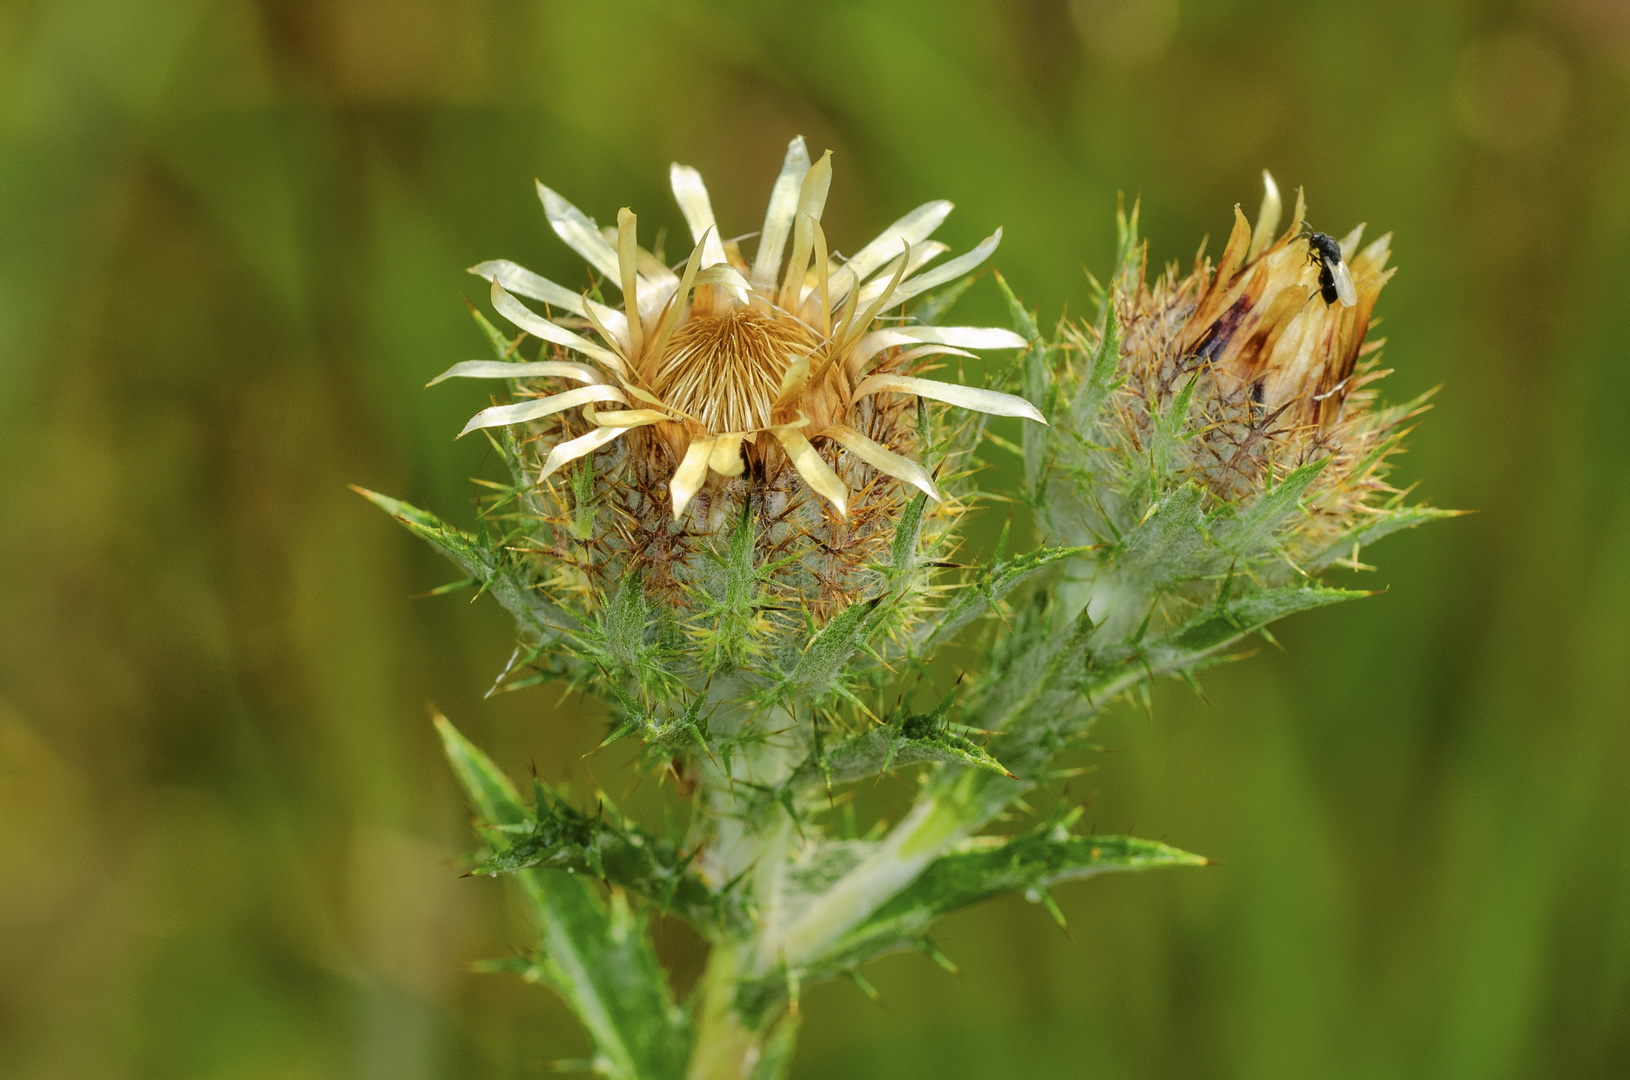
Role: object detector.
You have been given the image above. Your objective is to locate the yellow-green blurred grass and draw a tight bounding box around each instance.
[2,1,1628,1078]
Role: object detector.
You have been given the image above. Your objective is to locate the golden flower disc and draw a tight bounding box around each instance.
[444,136,1040,532]
[647,310,816,433]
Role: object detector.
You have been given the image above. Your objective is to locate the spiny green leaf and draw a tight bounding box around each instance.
[893,687,1013,778]
[995,271,1053,500]
[1106,482,1208,584]
[1227,583,1369,629]
[1146,373,1199,490]
[568,451,597,541]
[603,569,648,668]
[746,1012,802,1080]
[524,881,690,1080]
[919,543,1093,653]
[688,506,778,676]
[1308,504,1465,569]
[896,830,1205,920]
[995,269,1040,341]
[468,299,521,361]
[593,716,642,753]
[1114,194,1142,284]
[1069,294,1121,436]
[436,711,529,834]
[804,825,1203,979]
[470,774,720,927]
[888,492,930,581]
[1213,457,1329,558]
[908,730,1014,779]
[435,714,691,1080]
[724,503,758,607]
[355,486,579,646]
[796,720,1014,789]
[783,597,880,698]
[1170,584,1368,652]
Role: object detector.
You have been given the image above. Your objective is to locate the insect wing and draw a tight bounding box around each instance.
[1330,257,1357,307]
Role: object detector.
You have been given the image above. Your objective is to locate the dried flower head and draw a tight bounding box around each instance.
[433,138,1044,619]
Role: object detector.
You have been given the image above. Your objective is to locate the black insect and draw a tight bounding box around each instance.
[1307,230,1357,308]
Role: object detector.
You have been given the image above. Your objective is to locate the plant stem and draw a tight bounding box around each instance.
[686,942,798,1080]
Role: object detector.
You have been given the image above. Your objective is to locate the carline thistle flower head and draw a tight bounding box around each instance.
[434,137,1044,617]
[1138,173,1414,542]
[1053,173,1435,638]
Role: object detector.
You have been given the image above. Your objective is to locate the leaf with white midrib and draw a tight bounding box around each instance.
[436,716,690,1080]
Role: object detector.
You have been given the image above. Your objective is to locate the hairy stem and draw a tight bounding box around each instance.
[687,943,799,1080]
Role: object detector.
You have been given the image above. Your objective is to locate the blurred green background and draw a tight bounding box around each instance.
[3,1,1628,1077]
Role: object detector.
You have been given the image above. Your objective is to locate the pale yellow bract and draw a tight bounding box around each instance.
[433,137,1044,520]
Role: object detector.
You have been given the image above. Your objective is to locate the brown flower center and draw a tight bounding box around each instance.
[649,310,818,432]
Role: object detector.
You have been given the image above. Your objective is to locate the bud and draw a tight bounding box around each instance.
[1046,175,1440,637]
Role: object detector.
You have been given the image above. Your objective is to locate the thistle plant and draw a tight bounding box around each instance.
[360,145,1451,1079]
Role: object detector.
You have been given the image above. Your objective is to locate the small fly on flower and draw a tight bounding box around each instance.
[1306,229,1358,307]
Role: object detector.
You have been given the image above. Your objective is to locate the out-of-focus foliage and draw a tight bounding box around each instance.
[1,2,1627,1079]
